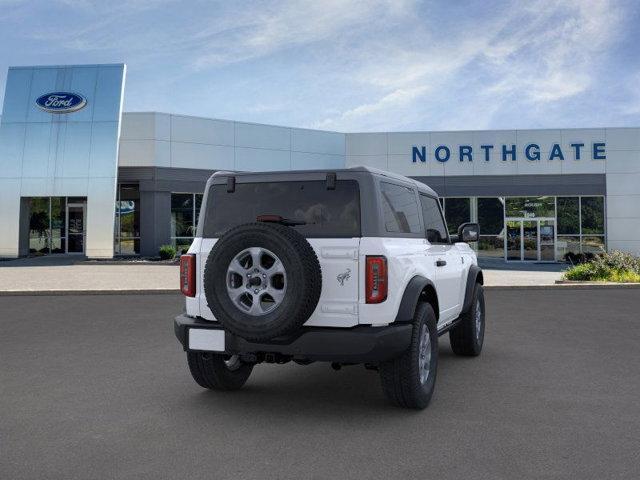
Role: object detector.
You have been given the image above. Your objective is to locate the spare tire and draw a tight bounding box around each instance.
[203,222,322,342]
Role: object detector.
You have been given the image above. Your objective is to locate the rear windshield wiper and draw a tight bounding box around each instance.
[256,215,307,227]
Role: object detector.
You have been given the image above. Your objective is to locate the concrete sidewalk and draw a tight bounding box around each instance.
[0,257,178,294]
[0,255,567,293]
[479,257,565,286]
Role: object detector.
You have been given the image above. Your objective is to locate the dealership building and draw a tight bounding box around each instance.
[1,63,639,261]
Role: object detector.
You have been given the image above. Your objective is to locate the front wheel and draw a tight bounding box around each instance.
[449,283,485,356]
[187,352,253,390]
[379,302,438,409]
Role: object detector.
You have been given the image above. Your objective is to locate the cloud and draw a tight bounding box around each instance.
[482,0,621,102]
[313,85,429,130]
[190,0,414,69]
[314,0,625,130]
[617,71,640,116]
[1,0,633,131]
[16,0,410,65]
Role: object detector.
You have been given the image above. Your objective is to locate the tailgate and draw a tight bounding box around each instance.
[304,238,360,327]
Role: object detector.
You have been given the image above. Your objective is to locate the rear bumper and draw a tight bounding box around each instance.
[174,314,412,363]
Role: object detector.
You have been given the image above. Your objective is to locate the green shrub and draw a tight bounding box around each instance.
[159,244,177,260]
[563,250,640,282]
[608,270,640,283]
[564,263,595,281]
[593,250,640,273]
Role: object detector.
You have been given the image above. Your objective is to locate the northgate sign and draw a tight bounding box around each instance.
[411,142,606,163]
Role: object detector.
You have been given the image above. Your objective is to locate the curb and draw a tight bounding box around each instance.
[0,289,180,296]
[486,283,640,290]
[553,282,640,288]
[77,261,180,266]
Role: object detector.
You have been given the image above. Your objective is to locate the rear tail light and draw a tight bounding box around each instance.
[366,256,387,304]
[180,254,196,297]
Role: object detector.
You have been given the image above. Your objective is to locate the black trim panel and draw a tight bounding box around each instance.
[437,317,463,337]
[394,275,436,323]
[461,265,483,314]
[411,174,606,197]
[174,314,412,363]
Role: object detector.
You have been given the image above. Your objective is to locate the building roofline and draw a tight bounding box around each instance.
[8,63,125,70]
[345,126,640,134]
[122,111,344,135]
[123,112,639,135]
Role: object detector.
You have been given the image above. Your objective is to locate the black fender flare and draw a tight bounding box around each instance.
[394,275,438,323]
[461,265,484,314]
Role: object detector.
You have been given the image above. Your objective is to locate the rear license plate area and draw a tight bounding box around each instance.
[188,328,225,352]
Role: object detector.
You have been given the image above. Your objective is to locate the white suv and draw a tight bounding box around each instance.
[174,167,485,409]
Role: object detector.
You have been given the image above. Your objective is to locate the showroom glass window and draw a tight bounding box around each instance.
[505,196,555,218]
[114,184,140,255]
[50,198,65,253]
[28,197,54,254]
[442,197,471,235]
[580,197,605,254]
[556,196,606,257]
[171,193,204,252]
[477,197,504,258]
[557,197,580,259]
[27,196,86,255]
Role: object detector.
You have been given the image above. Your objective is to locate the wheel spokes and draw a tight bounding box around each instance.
[225,247,287,316]
[266,260,285,275]
[265,286,285,303]
[418,326,431,384]
[228,258,248,276]
[249,247,263,269]
[247,295,265,315]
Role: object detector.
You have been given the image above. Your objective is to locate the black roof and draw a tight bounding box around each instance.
[209,166,438,196]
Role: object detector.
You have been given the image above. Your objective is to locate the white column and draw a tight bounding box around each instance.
[605,128,640,255]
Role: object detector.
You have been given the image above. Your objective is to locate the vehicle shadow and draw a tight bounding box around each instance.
[176,340,473,421]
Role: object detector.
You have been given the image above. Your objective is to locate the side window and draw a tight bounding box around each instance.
[420,195,449,244]
[380,182,421,234]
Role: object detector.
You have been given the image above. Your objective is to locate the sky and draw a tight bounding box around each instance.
[0,0,639,132]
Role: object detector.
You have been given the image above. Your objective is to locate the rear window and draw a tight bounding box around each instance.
[203,180,361,238]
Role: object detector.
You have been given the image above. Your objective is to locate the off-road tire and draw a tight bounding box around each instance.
[204,222,322,342]
[187,352,253,390]
[449,283,485,356]
[379,302,438,409]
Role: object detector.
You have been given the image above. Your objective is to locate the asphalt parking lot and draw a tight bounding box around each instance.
[1,289,639,479]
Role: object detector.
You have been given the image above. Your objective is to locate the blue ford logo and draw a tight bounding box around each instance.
[35,92,87,114]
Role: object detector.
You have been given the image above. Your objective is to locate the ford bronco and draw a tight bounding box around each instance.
[174,167,485,409]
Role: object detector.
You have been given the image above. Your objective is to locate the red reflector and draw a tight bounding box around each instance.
[180,254,196,297]
[256,214,283,223]
[366,256,387,304]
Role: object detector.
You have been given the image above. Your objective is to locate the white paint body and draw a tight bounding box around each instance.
[185,235,477,329]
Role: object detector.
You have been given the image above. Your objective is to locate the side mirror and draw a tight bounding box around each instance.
[457,222,480,243]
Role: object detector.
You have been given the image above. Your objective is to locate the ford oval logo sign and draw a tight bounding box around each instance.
[35,92,87,114]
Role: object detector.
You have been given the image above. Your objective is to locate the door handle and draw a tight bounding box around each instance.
[436,260,447,267]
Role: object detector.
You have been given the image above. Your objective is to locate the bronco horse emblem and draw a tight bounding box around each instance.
[336,268,351,286]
